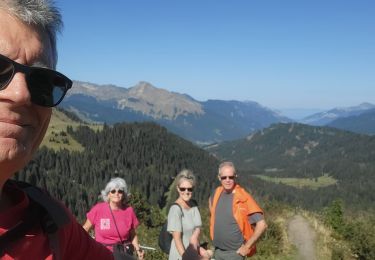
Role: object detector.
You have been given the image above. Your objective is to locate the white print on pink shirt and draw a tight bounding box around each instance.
[100,218,111,230]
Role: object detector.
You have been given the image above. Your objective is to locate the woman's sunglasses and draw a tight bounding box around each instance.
[0,54,72,107]
[179,187,193,192]
[110,189,124,194]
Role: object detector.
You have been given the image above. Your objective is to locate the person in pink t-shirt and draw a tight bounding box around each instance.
[83,177,144,259]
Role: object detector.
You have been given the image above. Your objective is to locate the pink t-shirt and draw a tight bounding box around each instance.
[87,202,139,247]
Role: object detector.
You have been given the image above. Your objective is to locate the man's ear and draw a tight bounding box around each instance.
[217,175,221,181]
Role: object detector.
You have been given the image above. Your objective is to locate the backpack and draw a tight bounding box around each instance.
[158,203,183,254]
[0,180,70,259]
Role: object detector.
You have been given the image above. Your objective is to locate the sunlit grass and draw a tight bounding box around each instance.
[253,174,337,190]
[40,108,103,152]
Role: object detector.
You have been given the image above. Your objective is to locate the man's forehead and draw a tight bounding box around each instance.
[0,12,54,68]
[221,165,235,174]
[0,41,52,69]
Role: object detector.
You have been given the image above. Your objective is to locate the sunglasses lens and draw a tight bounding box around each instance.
[0,58,14,90]
[28,69,71,107]
[110,189,124,194]
[0,55,72,107]
[179,187,193,192]
[221,176,235,180]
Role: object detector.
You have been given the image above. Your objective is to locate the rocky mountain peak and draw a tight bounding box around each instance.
[128,81,171,99]
[122,82,204,120]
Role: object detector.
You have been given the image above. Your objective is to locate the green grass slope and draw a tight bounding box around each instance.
[41,108,102,151]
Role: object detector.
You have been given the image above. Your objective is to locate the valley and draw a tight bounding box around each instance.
[24,107,375,259]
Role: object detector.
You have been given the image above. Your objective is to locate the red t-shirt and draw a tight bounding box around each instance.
[0,183,113,260]
[87,202,139,250]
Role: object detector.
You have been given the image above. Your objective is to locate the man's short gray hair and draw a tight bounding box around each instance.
[175,169,196,187]
[100,177,128,203]
[218,161,236,177]
[0,0,63,68]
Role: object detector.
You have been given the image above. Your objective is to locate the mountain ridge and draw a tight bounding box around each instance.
[63,80,375,140]
[300,102,375,125]
[62,81,290,143]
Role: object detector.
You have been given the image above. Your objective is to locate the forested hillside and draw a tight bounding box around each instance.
[13,117,375,259]
[207,123,375,211]
[15,122,219,221]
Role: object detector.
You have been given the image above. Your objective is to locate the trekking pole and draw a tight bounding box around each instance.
[140,245,156,251]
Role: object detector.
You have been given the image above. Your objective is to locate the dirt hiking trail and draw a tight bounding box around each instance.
[287,214,317,260]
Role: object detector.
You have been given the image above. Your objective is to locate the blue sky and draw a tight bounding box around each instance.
[56,0,374,114]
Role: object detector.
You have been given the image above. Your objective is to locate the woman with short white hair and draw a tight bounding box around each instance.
[83,177,144,259]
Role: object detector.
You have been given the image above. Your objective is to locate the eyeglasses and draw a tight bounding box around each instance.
[110,189,124,194]
[220,175,235,180]
[0,54,72,107]
[179,187,193,192]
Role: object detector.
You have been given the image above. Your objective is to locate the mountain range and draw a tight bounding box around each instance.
[61,81,291,143]
[300,102,375,125]
[61,80,375,142]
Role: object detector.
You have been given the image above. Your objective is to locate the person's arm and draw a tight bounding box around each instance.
[172,231,185,256]
[82,219,93,232]
[130,228,144,259]
[237,219,267,256]
[182,228,212,260]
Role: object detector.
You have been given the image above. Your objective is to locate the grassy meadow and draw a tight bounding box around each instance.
[253,174,337,190]
[41,109,102,151]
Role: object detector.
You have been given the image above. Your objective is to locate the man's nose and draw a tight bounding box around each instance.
[0,72,32,106]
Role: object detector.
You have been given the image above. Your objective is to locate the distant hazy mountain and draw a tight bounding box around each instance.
[328,108,375,135]
[300,103,375,126]
[277,108,324,120]
[61,81,291,143]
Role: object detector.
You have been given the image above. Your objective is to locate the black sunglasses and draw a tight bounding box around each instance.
[220,175,235,180]
[110,189,124,194]
[179,187,193,192]
[0,54,72,107]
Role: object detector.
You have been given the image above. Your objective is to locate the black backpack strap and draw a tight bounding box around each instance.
[20,182,69,260]
[189,199,198,208]
[48,232,61,260]
[2,180,69,259]
[0,198,42,255]
[22,184,70,230]
[171,202,184,217]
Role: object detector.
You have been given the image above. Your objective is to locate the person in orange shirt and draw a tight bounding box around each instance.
[209,161,267,260]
